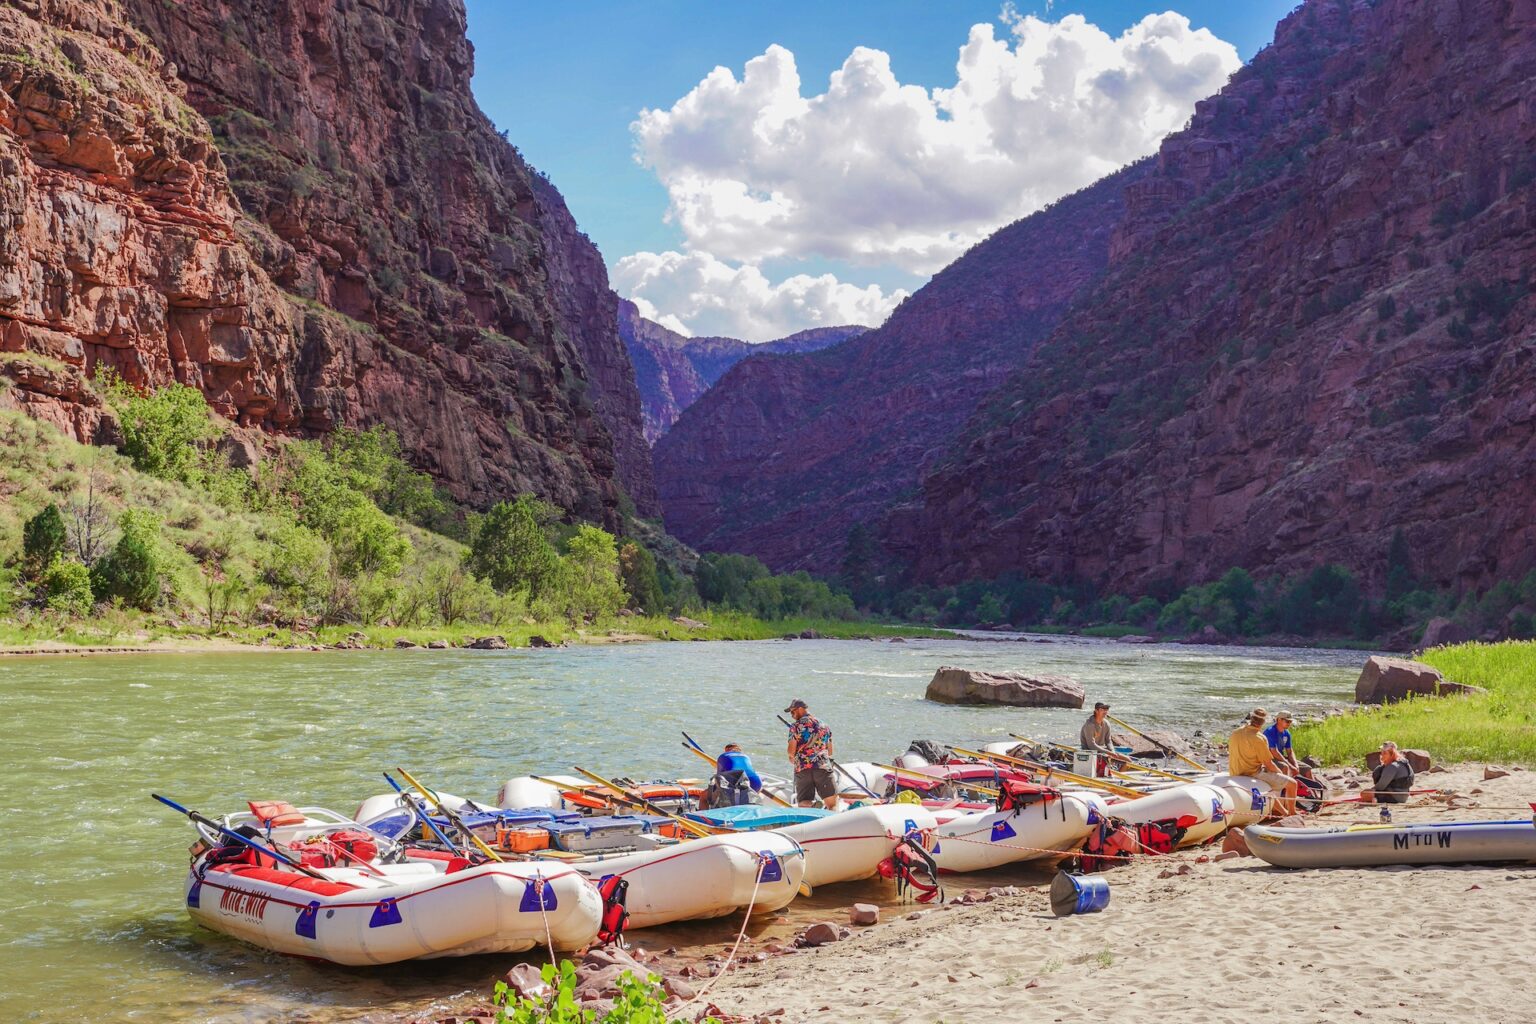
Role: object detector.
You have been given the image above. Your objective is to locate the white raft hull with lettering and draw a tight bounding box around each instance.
[1244,818,1536,868]
[928,794,1095,873]
[185,857,601,965]
[778,804,938,888]
[570,831,807,929]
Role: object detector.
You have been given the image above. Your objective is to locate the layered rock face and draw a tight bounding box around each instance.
[654,164,1141,569]
[1,0,653,523]
[618,299,863,443]
[892,0,1536,594]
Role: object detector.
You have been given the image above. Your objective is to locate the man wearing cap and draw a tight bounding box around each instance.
[1079,702,1119,776]
[1263,711,1300,775]
[1229,708,1298,817]
[785,699,837,809]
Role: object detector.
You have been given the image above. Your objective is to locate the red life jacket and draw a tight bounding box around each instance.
[247,800,305,827]
[597,875,630,944]
[1077,817,1140,872]
[995,780,1065,816]
[877,834,944,904]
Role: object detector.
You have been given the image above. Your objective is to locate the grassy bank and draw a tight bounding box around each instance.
[1295,641,1536,766]
[0,609,948,653]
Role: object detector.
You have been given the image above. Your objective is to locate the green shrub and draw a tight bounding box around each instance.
[492,960,710,1024]
[468,495,563,600]
[556,525,627,623]
[90,510,166,611]
[259,523,331,620]
[42,555,94,615]
[21,503,67,577]
[619,542,664,614]
[103,374,217,480]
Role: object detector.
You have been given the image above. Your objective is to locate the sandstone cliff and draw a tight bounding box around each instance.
[891,0,1536,594]
[618,298,864,443]
[653,163,1143,570]
[0,0,653,524]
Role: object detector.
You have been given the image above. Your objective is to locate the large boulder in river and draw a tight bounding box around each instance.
[1110,728,1195,759]
[1354,655,1485,704]
[925,667,1084,708]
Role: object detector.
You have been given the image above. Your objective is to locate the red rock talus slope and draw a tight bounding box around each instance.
[891,0,1536,594]
[652,163,1143,570]
[618,298,864,443]
[1,0,653,523]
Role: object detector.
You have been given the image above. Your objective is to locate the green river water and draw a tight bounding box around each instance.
[0,635,1363,1022]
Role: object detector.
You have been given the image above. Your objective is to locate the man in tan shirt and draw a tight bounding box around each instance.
[1229,708,1298,817]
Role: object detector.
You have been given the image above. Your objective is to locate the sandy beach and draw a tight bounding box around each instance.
[697,763,1536,1024]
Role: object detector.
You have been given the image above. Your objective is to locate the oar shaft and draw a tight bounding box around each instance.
[571,766,717,838]
[396,767,504,863]
[151,793,329,880]
[1105,714,1207,772]
[966,743,1145,798]
[384,772,467,857]
[681,733,794,809]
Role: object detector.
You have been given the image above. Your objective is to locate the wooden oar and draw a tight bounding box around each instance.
[571,765,718,839]
[395,766,504,863]
[1105,714,1208,772]
[1037,737,1198,784]
[680,735,795,809]
[960,743,1146,799]
[874,761,999,798]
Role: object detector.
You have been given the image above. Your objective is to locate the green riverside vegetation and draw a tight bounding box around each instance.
[843,524,1535,646]
[1295,641,1536,766]
[0,381,909,650]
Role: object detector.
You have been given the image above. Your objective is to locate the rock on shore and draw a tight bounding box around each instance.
[925,667,1084,708]
[1354,655,1485,704]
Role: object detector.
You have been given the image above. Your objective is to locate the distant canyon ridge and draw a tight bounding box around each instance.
[3,0,1534,601]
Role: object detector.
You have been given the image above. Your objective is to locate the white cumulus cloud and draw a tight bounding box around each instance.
[620,8,1239,336]
[613,250,907,342]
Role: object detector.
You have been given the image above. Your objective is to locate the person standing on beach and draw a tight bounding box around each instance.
[785,699,837,809]
[1079,701,1120,776]
[1228,708,1299,817]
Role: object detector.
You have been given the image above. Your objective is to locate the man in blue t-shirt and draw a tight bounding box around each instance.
[1263,711,1300,775]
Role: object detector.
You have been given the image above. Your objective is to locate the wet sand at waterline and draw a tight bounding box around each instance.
[703,764,1536,1024]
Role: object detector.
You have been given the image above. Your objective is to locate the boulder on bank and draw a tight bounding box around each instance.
[1111,728,1194,759]
[1116,634,1157,644]
[1420,617,1474,648]
[466,635,508,650]
[1365,748,1433,773]
[925,666,1084,708]
[1354,655,1485,704]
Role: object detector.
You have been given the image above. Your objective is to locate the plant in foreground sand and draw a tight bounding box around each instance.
[493,961,717,1024]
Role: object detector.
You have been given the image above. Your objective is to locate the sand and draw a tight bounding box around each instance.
[702,764,1536,1024]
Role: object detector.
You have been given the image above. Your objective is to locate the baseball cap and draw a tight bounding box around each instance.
[784,698,808,713]
[1250,707,1268,721]
[1275,710,1294,722]
[1094,701,1110,710]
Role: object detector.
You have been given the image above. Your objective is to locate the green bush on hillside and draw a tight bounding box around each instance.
[619,542,664,615]
[558,525,628,622]
[469,495,564,602]
[42,555,94,616]
[103,374,217,481]
[21,503,67,578]
[90,509,167,610]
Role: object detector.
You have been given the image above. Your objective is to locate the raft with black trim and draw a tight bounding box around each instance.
[183,807,602,965]
[1244,815,1536,868]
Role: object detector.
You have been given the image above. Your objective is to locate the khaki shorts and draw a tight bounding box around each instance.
[795,766,837,802]
[1255,770,1293,794]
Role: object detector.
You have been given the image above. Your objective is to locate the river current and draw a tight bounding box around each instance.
[0,635,1363,1022]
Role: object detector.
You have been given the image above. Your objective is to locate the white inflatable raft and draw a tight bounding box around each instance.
[927,794,1095,873]
[1245,817,1536,868]
[779,804,938,888]
[186,808,601,965]
[1081,783,1235,848]
[569,830,807,929]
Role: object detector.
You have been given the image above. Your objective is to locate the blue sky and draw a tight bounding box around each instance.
[464,2,1298,338]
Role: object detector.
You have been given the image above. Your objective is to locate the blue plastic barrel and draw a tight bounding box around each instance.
[1050,870,1111,916]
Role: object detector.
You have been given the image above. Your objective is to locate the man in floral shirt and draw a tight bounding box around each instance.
[785,698,837,809]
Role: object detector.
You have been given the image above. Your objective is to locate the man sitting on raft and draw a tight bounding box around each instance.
[1229,708,1299,817]
[1079,701,1125,776]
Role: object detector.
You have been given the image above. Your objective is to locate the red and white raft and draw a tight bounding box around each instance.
[185,806,602,965]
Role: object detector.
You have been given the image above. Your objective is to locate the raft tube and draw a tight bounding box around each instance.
[1245,817,1536,868]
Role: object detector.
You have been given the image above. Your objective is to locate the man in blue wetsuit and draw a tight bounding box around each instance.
[710,743,763,807]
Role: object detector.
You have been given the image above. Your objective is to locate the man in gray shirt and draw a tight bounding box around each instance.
[1080,701,1118,775]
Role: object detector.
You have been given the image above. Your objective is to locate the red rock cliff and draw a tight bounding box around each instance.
[653,162,1143,571]
[0,0,654,523]
[891,0,1536,594]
